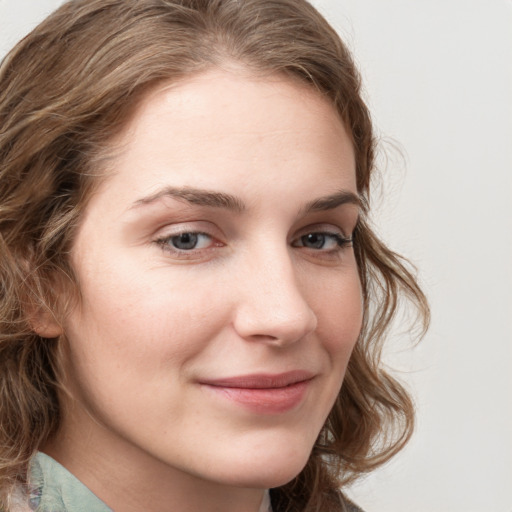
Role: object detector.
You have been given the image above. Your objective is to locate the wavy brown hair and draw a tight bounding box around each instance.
[0,0,429,510]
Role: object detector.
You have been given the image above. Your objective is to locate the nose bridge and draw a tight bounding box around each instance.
[233,239,317,344]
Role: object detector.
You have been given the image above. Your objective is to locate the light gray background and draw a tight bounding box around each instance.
[1,1,511,511]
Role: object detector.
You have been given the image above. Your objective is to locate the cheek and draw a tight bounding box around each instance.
[62,255,229,390]
[311,265,363,358]
[59,266,229,436]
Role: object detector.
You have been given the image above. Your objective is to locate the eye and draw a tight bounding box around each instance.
[169,232,211,250]
[156,231,216,253]
[292,231,352,251]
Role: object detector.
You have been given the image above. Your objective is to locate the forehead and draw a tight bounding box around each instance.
[92,69,356,210]
[122,69,345,137]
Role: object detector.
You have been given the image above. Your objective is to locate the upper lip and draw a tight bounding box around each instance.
[199,370,315,389]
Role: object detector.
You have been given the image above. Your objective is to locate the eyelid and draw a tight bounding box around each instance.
[153,220,222,239]
[293,222,352,240]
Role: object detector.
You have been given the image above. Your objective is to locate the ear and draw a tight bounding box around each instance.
[29,303,63,339]
[21,254,66,339]
[31,310,63,338]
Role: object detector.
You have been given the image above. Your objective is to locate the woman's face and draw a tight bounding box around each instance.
[52,69,362,498]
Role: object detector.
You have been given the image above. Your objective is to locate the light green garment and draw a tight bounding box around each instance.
[29,453,111,512]
[26,453,366,512]
[28,453,272,512]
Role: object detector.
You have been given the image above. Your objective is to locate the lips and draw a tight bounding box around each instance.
[199,370,314,414]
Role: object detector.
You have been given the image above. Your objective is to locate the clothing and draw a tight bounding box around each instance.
[23,453,271,512]
[21,453,361,512]
[28,453,111,512]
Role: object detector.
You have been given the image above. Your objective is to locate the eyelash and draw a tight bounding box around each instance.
[154,229,353,259]
[292,232,353,252]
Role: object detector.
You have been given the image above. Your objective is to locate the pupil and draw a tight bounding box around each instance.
[304,233,324,248]
[172,233,198,250]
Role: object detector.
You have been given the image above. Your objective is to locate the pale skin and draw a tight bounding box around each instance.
[40,68,363,512]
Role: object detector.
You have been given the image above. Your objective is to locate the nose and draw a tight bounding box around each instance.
[232,247,318,346]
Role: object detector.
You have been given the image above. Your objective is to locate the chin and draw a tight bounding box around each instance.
[215,444,312,489]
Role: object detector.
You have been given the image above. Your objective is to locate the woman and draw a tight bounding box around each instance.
[0,1,429,511]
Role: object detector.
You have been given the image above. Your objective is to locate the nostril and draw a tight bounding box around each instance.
[249,334,279,341]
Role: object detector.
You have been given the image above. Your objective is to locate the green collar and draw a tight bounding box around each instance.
[29,453,111,512]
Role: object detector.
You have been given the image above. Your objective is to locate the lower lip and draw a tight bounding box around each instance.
[202,380,310,414]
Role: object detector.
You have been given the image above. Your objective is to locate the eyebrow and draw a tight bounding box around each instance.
[131,186,246,213]
[130,186,361,215]
[302,190,362,214]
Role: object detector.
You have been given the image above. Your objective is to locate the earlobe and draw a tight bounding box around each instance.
[27,300,64,338]
[31,314,63,338]
[21,258,67,339]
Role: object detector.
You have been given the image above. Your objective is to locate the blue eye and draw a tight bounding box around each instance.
[161,232,213,251]
[294,232,351,250]
[301,233,329,249]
